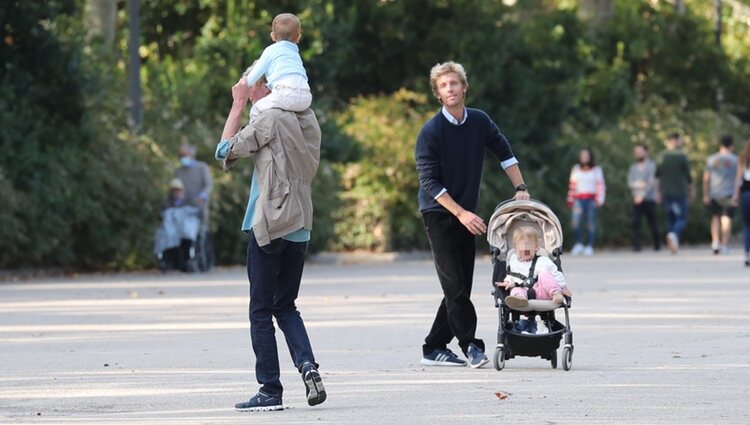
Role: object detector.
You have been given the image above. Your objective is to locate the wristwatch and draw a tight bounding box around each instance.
[515,183,528,192]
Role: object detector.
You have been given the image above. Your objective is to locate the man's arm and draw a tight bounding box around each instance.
[702,168,711,205]
[415,128,487,235]
[220,80,250,141]
[216,80,274,170]
[434,192,487,235]
[504,164,530,201]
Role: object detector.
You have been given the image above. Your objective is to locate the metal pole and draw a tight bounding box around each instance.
[127,0,143,134]
[715,0,723,112]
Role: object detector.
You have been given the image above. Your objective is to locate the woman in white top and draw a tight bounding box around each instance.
[567,148,606,256]
[731,138,750,266]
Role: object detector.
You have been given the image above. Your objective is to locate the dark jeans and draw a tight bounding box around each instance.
[571,198,598,247]
[422,212,484,356]
[663,195,688,238]
[741,191,750,253]
[247,233,316,397]
[632,200,660,251]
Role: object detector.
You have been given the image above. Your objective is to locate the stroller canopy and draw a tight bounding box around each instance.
[487,199,564,257]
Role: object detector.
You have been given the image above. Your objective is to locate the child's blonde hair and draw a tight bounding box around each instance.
[272,13,301,42]
[512,226,539,246]
[429,61,468,102]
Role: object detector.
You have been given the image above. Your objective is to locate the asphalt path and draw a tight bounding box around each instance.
[1,248,748,424]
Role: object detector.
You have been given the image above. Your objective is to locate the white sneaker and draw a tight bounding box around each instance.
[720,246,731,255]
[583,246,594,256]
[571,243,584,256]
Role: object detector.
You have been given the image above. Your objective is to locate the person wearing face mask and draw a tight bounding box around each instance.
[627,144,661,252]
[174,144,213,223]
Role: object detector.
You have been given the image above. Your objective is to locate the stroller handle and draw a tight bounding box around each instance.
[493,197,553,212]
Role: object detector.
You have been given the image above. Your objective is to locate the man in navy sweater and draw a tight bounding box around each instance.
[415,61,530,368]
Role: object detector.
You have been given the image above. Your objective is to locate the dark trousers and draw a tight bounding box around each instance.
[422,212,484,356]
[741,191,750,253]
[632,200,660,251]
[247,234,316,397]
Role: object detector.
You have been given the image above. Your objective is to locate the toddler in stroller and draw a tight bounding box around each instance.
[487,199,574,371]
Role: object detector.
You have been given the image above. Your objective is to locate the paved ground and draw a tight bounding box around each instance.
[1,248,749,425]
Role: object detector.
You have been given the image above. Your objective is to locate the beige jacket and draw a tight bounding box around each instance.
[223,108,321,246]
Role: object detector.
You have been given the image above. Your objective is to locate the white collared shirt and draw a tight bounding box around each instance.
[441,106,467,125]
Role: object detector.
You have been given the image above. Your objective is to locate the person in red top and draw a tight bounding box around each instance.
[567,148,606,256]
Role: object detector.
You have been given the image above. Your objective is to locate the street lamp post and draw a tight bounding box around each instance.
[127,0,143,134]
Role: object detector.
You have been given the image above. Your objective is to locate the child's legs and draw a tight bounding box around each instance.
[272,86,312,112]
[249,94,278,119]
[532,271,561,300]
[509,287,528,298]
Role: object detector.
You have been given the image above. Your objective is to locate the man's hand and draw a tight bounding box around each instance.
[702,194,710,205]
[457,210,487,235]
[514,190,531,201]
[231,78,251,104]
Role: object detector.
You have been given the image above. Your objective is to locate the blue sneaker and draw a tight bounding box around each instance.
[467,343,489,369]
[235,391,283,412]
[523,320,538,335]
[514,319,528,333]
[421,348,467,366]
[300,362,327,406]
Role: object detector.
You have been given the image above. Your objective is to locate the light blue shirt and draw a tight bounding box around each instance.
[215,140,310,242]
[244,41,308,89]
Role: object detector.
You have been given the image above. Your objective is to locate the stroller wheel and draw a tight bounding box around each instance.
[493,346,506,371]
[550,350,558,369]
[562,346,573,371]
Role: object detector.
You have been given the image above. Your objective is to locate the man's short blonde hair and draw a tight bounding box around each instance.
[272,13,301,42]
[429,61,468,101]
[512,226,539,246]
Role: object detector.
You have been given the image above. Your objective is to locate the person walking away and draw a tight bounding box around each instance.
[656,133,694,254]
[627,144,661,252]
[567,148,606,256]
[703,135,738,254]
[215,69,325,412]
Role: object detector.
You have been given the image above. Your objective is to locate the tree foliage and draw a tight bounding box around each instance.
[2,0,750,269]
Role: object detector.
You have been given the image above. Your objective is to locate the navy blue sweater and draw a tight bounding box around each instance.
[415,108,516,214]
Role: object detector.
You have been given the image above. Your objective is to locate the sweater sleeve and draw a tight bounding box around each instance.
[415,127,446,199]
[199,162,213,198]
[484,114,517,169]
[595,166,606,206]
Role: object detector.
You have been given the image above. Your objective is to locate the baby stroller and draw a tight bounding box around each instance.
[487,199,574,371]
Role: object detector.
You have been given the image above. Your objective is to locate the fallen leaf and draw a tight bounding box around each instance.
[495,391,509,400]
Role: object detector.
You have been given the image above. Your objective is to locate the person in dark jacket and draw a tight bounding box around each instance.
[415,61,530,369]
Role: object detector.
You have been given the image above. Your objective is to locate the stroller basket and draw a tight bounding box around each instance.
[504,320,565,358]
